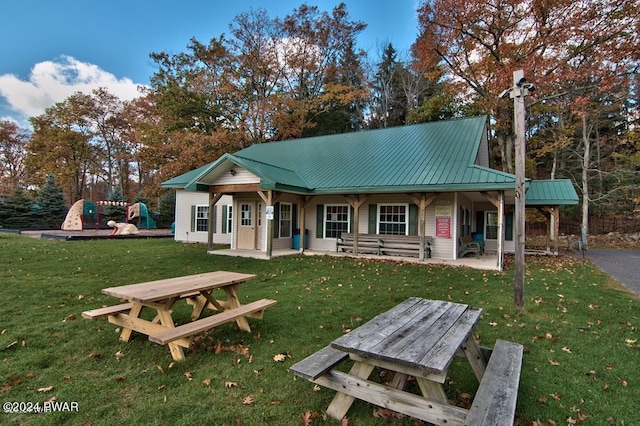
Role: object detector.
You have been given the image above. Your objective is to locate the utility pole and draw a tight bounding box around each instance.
[509,69,533,310]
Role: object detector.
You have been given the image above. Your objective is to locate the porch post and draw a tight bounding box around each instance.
[497,191,505,271]
[552,207,560,255]
[207,192,225,251]
[297,196,312,254]
[344,195,369,256]
[409,194,438,260]
[265,190,273,259]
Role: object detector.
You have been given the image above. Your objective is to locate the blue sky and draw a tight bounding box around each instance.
[0,0,420,126]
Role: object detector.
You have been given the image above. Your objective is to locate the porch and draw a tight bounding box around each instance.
[207,248,503,271]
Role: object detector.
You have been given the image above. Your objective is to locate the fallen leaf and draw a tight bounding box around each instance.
[225,381,238,389]
[115,351,125,360]
[242,395,254,405]
[302,411,313,426]
[562,346,572,354]
[37,386,54,393]
[202,379,211,386]
[273,353,286,362]
[184,371,193,380]
[548,359,560,366]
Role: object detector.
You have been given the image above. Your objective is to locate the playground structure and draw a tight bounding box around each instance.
[61,200,157,231]
[107,220,139,235]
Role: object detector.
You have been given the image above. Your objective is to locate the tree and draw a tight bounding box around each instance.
[0,186,35,229]
[413,0,640,245]
[26,106,95,203]
[35,174,68,229]
[0,120,28,194]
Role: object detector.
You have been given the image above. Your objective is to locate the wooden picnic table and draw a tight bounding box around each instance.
[291,297,499,425]
[82,271,276,361]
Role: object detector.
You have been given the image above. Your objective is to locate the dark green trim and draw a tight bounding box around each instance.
[316,204,324,238]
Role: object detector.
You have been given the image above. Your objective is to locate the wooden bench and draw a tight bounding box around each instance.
[459,235,481,258]
[82,303,133,319]
[379,235,432,258]
[289,345,349,380]
[465,339,524,426]
[336,233,382,255]
[149,298,277,345]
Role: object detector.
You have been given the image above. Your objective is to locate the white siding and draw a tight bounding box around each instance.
[214,167,259,185]
[173,190,232,244]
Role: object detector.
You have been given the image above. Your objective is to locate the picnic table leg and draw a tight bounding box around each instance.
[325,361,375,420]
[220,284,252,332]
[462,334,487,382]
[415,377,448,402]
[118,303,142,342]
[155,307,186,361]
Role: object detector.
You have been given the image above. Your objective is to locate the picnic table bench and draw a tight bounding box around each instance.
[290,298,523,425]
[336,233,432,259]
[82,271,276,361]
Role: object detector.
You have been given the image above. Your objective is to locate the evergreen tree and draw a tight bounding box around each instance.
[0,187,35,229]
[157,189,176,228]
[36,174,68,229]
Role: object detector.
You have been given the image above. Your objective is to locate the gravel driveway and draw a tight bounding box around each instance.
[578,249,640,295]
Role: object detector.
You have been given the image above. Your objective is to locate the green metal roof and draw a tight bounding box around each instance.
[162,116,578,205]
[233,116,491,193]
[526,179,579,205]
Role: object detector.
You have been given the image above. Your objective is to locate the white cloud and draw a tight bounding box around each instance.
[0,55,146,121]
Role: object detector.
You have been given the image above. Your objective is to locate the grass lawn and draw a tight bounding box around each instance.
[1,234,638,425]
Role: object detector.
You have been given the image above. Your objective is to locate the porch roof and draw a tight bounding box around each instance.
[526,179,579,205]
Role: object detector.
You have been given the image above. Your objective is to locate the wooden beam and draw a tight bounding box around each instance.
[480,191,501,209]
[207,192,227,250]
[210,183,261,193]
[343,195,369,255]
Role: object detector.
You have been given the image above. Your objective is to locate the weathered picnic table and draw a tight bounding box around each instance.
[290,297,523,425]
[82,271,276,361]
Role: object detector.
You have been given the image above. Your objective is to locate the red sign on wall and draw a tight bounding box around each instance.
[436,216,451,238]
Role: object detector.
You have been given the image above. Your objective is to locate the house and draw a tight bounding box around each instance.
[162,116,578,269]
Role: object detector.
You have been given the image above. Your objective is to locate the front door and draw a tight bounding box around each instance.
[237,202,256,249]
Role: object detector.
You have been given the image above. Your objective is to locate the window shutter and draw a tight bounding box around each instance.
[292,204,298,233]
[221,205,228,234]
[316,204,324,238]
[368,204,377,234]
[409,204,418,235]
[212,205,217,233]
[273,202,280,238]
[190,205,196,232]
[350,206,355,233]
[505,211,514,241]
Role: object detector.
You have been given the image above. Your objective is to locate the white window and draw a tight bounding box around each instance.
[195,205,208,232]
[485,212,499,240]
[324,204,350,238]
[279,203,292,238]
[225,205,233,234]
[378,204,408,235]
